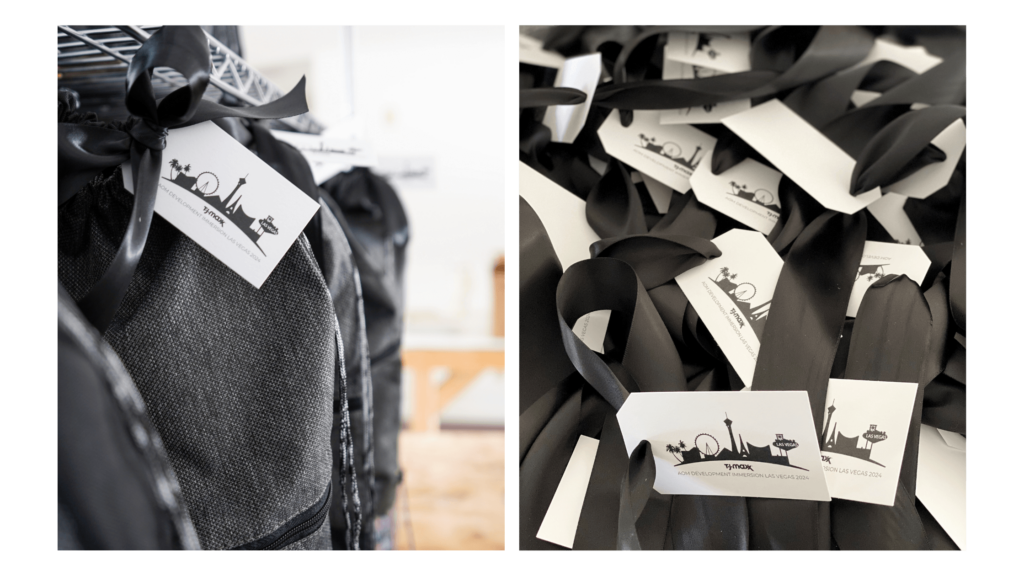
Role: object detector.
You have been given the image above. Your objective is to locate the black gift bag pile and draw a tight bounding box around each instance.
[57,26,408,550]
[520,25,965,550]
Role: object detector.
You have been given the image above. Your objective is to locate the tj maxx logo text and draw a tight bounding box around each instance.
[724,464,753,471]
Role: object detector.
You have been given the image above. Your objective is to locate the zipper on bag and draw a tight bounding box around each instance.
[234,483,331,550]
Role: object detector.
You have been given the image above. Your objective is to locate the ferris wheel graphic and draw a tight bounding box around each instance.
[194,172,220,196]
[731,283,756,301]
[695,433,720,457]
[753,189,775,206]
[660,142,683,159]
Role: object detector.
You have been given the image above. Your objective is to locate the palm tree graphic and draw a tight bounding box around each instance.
[168,158,181,179]
[182,164,191,176]
[665,440,689,464]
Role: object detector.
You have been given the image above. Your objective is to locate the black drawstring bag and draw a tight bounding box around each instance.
[248,121,377,550]
[58,285,200,550]
[322,168,409,518]
[58,95,359,550]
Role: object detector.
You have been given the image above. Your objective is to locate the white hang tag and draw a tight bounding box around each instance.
[689,156,782,235]
[820,379,919,506]
[519,34,566,69]
[664,31,751,74]
[542,53,602,144]
[617,391,831,501]
[722,99,882,214]
[867,193,924,246]
[917,425,966,549]
[598,110,717,192]
[674,229,783,387]
[847,241,932,317]
[536,435,600,549]
[122,121,320,289]
[659,58,751,125]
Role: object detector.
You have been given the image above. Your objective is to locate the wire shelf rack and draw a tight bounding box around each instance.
[58,25,324,134]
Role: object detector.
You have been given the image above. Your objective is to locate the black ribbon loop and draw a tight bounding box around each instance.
[58,25,310,332]
[555,258,690,410]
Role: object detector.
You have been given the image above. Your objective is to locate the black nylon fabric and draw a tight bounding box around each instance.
[520,25,965,550]
[321,168,409,518]
[58,287,199,550]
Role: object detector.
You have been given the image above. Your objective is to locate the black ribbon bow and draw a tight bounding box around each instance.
[58,25,311,332]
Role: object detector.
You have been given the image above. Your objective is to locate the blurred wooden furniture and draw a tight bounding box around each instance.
[402,334,504,432]
[402,256,505,432]
[491,254,516,350]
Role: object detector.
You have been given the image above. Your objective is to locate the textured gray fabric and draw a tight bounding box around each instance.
[320,197,377,549]
[58,286,200,550]
[58,167,341,550]
[282,513,333,550]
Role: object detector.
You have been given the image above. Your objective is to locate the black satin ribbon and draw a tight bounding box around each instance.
[831,275,933,549]
[617,440,654,550]
[520,87,587,109]
[593,26,874,113]
[58,26,310,332]
[555,258,692,410]
[520,197,578,412]
[747,210,866,550]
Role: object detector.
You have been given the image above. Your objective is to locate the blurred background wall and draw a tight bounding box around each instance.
[242,26,505,427]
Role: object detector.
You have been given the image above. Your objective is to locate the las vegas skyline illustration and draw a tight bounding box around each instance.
[164,159,279,256]
[710,267,770,339]
[856,263,888,284]
[637,134,705,171]
[727,180,781,214]
[693,32,730,60]
[664,412,807,471]
[820,400,888,467]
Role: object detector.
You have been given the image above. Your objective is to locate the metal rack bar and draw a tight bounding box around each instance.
[58,25,324,134]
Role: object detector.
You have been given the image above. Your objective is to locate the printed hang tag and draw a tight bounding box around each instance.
[722,99,882,214]
[542,53,602,144]
[659,59,751,125]
[847,241,932,317]
[664,31,751,74]
[690,157,782,235]
[269,130,378,185]
[674,229,783,387]
[820,379,918,506]
[519,163,609,352]
[597,110,717,192]
[617,391,831,501]
[122,121,321,289]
